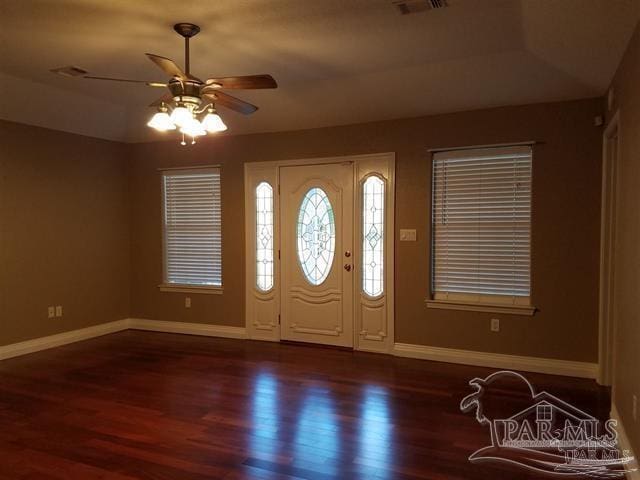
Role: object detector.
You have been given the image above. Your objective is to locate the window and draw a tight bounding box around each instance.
[362,175,385,297]
[537,404,553,422]
[256,182,274,292]
[431,145,532,306]
[162,168,222,288]
[297,187,335,286]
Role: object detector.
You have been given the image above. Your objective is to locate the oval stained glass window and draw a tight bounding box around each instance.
[296,187,336,285]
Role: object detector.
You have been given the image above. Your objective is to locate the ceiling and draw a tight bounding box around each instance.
[0,0,638,142]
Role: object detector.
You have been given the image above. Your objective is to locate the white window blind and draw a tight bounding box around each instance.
[432,145,532,304]
[162,168,222,286]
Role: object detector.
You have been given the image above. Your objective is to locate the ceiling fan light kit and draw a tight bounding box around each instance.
[202,109,228,133]
[52,23,277,145]
[146,106,175,131]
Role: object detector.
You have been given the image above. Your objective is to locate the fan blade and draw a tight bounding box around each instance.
[146,53,192,80]
[84,75,166,87]
[203,91,258,115]
[149,93,174,107]
[204,74,277,89]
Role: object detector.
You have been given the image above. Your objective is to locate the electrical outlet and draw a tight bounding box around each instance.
[633,395,637,422]
[55,305,63,317]
[48,306,55,318]
[185,297,191,308]
[491,318,500,332]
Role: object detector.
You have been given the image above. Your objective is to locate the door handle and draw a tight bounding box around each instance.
[344,264,352,272]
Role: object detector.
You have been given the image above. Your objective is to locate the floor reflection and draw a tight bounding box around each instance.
[358,384,393,479]
[249,371,280,463]
[293,385,341,476]
[248,374,393,479]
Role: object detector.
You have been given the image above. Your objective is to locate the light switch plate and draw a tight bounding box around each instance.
[400,229,417,241]
[55,305,63,317]
[48,306,55,318]
[185,297,191,308]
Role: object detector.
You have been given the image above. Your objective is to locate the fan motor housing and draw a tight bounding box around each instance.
[168,79,203,100]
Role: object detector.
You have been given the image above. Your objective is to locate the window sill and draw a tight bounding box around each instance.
[158,284,223,295]
[425,299,536,316]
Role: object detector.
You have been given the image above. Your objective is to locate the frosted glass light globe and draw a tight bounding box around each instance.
[202,112,227,133]
[147,111,175,131]
[170,106,192,127]
[180,117,206,137]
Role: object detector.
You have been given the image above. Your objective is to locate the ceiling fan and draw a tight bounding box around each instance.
[52,23,277,144]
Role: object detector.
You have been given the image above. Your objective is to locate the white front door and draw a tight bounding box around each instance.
[279,163,354,347]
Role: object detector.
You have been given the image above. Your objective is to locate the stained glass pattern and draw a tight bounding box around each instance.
[256,182,274,291]
[362,176,384,297]
[296,188,335,286]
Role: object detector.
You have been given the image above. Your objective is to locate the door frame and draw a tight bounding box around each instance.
[244,153,395,353]
[598,111,619,386]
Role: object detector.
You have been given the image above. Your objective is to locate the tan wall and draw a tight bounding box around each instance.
[129,97,603,362]
[0,97,604,363]
[0,121,130,345]
[606,22,640,457]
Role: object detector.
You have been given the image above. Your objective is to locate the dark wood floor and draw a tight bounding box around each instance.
[0,330,610,480]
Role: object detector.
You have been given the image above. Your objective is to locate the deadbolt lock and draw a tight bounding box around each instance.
[345,251,351,257]
[344,264,352,272]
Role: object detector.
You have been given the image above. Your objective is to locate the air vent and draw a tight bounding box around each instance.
[50,66,88,77]
[392,0,448,15]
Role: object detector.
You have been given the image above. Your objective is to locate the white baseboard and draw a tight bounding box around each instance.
[129,318,247,339]
[0,318,247,361]
[393,342,598,379]
[611,403,640,480]
[1,320,594,381]
[0,319,130,361]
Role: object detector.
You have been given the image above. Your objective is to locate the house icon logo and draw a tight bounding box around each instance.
[461,371,636,478]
